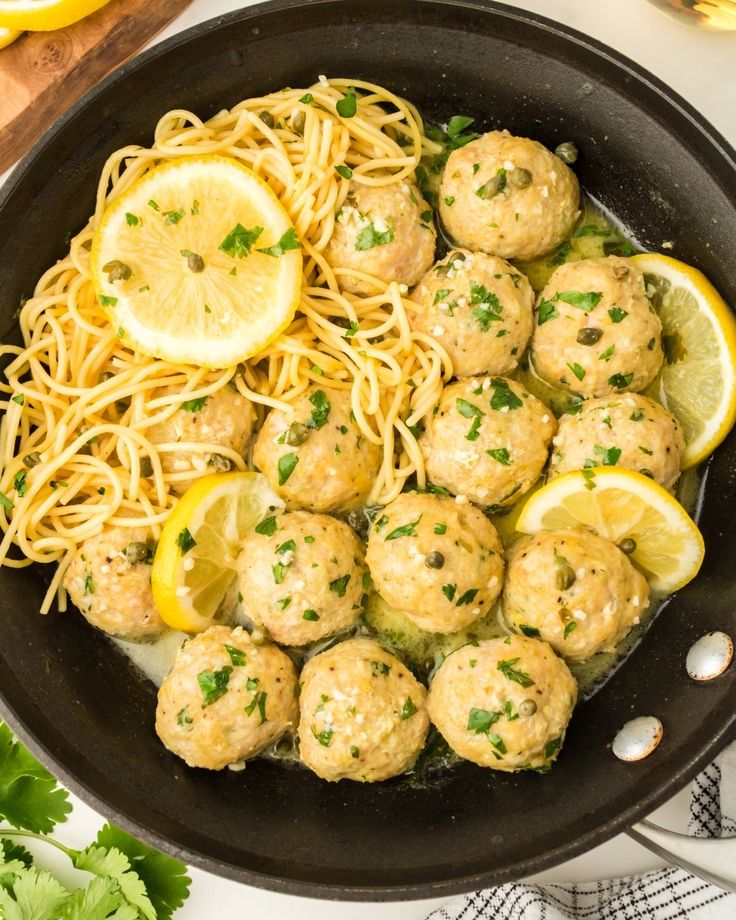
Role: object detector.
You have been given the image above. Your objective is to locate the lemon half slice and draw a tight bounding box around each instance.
[516,468,704,594]
[0,27,21,47]
[152,472,283,633]
[0,0,110,30]
[91,155,301,368]
[634,252,736,468]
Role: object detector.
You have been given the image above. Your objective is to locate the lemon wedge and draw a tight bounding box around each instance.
[91,155,301,368]
[0,0,110,30]
[633,252,736,468]
[0,26,21,47]
[515,468,704,594]
[151,471,283,633]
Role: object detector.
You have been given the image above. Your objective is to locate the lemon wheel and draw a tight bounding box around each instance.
[516,468,704,594]
[634,252,736,468]
[91,155,302,368]
[151,471,283,633]
[0,0,110,30]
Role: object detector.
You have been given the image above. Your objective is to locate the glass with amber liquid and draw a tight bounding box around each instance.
[646,0,736,29]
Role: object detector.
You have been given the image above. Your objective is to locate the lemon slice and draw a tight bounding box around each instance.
[91,155,301,368]
[151,471,283,633]
[0,27,21,47]
[0,0,110,30]
[633,252,736,468]
[515,468,704,593]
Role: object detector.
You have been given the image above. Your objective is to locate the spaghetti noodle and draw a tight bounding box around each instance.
[0,78,451,613]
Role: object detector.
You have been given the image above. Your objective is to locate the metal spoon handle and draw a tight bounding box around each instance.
[628,820,736,893]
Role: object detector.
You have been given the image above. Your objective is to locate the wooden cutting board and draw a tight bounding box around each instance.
[0,0,193,173]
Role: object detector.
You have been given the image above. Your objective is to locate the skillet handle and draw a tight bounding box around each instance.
[628,820,736,893]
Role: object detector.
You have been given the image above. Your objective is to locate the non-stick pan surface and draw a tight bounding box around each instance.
[1,0,735,900]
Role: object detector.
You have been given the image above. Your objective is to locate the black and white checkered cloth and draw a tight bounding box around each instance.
[428,744,736,920]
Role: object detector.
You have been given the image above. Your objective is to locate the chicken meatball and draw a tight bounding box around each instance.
[427,635,577,771]
[237,510,367,646]
[156,625,298,770]
[324,180,436,294]
[148,384,255,494]
[63,526,163,640]
[253,385,382,512]
[366,492,504,633]
[420,376,556,508]
[408,248,534,377]
[549,394,684,490]
[503,530,649,663]
[298,638,429,782]
[531,257,664,398]
[439,130,580,261]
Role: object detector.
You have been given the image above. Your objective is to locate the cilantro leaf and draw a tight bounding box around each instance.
[0,723,71,833]
[94,824,191,920]
[74,844,155,919]
[58,875,135,919]
[0,867,69,920]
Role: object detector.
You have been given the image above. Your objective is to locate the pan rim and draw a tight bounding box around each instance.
[1,0,735,900]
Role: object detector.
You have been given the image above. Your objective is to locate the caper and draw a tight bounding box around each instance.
[102,260,132,283]
[208,453,232,472]
[259,110,275,128]
[556,564,576,591]
[347,509,369,537]
[22,451,42,469]
[613,264,630,280]
[576,327,603,346]
[124,541,149,564]
[510,167,533,189]
[519,699,537,717]
[555,141,578,164]
[426,551,445,569]
[292,111,306,136]
[476,175,504,199]
[139,456,153,478]
[250,627,266,645]
[186,252,205,273]
[283,422,309,446]
[618,537,637,555]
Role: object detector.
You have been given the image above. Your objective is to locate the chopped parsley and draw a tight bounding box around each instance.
[518,624,541,637]
[441,583,456,602]
[545,737,562,759]
[0,491,15,511]
[335,165,353,179]
[147,199,160,211]
[255,515,278,536]
[300,93,314,104]
[197,666,232,705]
[489,377,523,411]
[307,389,330,428]
[312,726,334,746]
[278,596,292,610]
[497,657,535,688]
[467,708,501,733]
[99,295,118,308]
[548,241,573,267]
[567,362,586,382]
[245,690,268,723]
[13,471,27,497]
[371,660,390,676]
[278,452,299,485]
[125,212,139,226]
[486,448,511,465]
[336,86,357,118]
[257,227,301,257]
[355,220,394,251]
[564,622,577,639]
[555,290,602,311]
[181,395,208,413]
[163,208,185,225]
[608,372,634,389]
[599,344,615,362]
[176,528,196,555]
[224,645,246,666]
[537,298,559,325]
[608,307,628,323]
[594,444,621,465]
[219,223,264,258]
[400,698,417,720]
[84,573,94,595]
[276,539,296,555]
[455,588,479,606]
[434,522,447,535]
[384,515,422,540]
[469,282,503,331]
[630,409,645,422]
[303,609,320,621]
[329,575,350,597]
[177,707,193,726]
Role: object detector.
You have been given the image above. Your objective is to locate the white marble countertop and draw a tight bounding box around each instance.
[3,0,736,916]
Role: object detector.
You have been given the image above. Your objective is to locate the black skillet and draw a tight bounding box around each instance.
[1,0,735,901]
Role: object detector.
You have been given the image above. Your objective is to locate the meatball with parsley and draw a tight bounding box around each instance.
[366,491,505,633]
[298,638,429,782]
